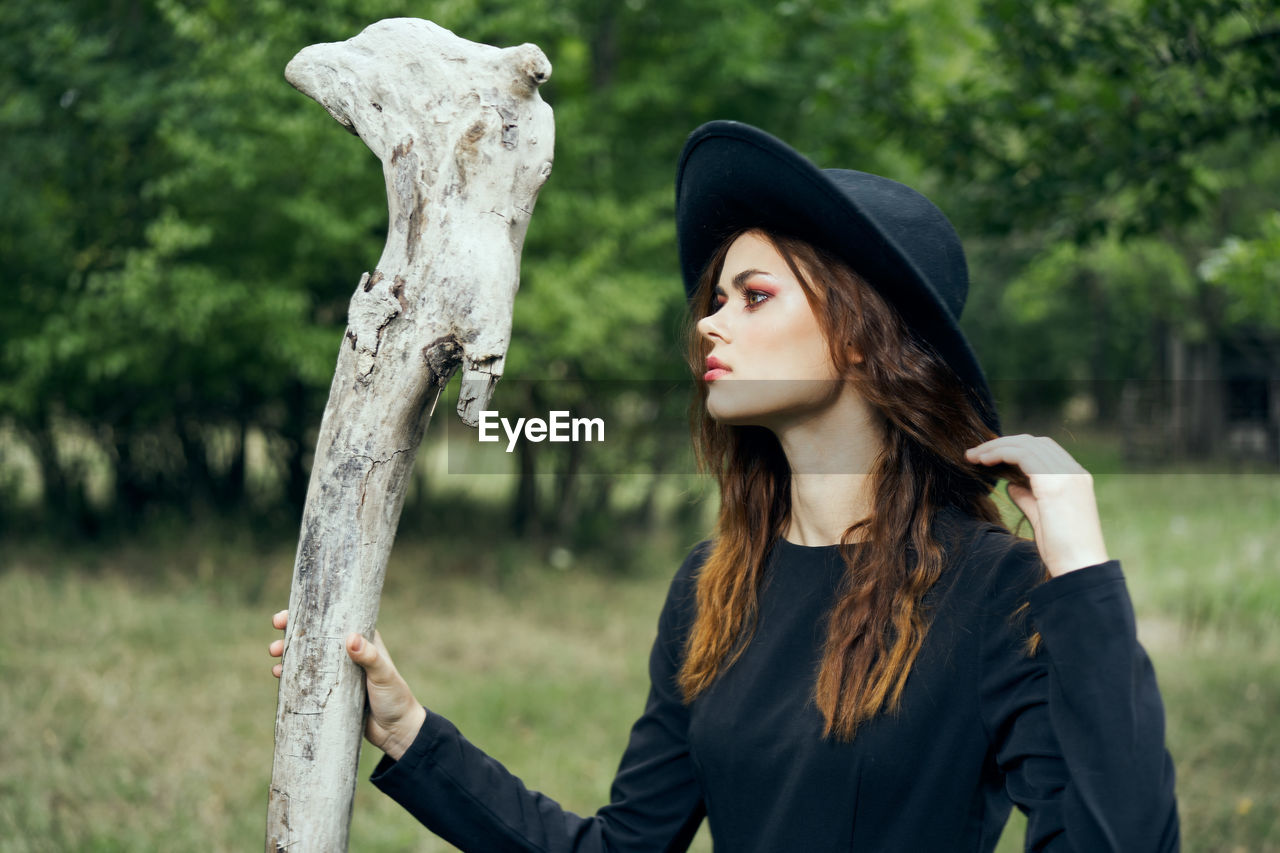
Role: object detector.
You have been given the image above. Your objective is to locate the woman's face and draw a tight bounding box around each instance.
[696,231,851,428]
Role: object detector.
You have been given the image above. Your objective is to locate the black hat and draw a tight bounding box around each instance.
[675,120,1001,435]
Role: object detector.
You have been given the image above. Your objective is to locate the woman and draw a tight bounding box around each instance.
[270,121,1179,850]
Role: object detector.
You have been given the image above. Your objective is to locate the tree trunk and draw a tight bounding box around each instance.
[552,437,584,536]
[1083,269,1116,426]
[175,414,214,513]
[222,416,248,508]
[265,19,554,852]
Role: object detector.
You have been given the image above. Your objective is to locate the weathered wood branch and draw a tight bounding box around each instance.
[265,19,554,852]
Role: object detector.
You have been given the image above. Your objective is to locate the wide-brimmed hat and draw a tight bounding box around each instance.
[675,120,1001,435]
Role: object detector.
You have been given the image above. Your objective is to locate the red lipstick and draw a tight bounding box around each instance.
[704,356,731,382]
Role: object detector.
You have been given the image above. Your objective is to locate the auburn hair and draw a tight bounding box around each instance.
[677,228,1033,741]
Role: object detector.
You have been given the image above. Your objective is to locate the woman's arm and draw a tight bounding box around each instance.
[979,543,1180,851]
[271,543,710,853]
[968,435,1179,850]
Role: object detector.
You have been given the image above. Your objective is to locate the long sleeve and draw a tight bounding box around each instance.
[980,540,1180,852]
[369,544,709,853]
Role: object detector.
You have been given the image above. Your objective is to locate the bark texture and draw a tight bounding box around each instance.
[265,19,554,852]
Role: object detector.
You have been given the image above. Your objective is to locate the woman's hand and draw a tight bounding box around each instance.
[270,610,427,761]
[965,434,1109,577]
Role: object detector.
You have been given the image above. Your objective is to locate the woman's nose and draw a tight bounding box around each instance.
[697,310,728,342]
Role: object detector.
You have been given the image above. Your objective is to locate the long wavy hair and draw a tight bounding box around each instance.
[677,228,1031,741]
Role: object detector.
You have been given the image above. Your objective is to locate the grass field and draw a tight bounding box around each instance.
[1,471,1278,851]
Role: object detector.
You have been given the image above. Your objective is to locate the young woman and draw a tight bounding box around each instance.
[270,121,1179,851]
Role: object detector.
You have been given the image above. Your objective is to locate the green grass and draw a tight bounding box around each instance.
[2,472,1278,851]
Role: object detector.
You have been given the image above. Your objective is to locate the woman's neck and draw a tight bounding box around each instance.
[772,384,882,547]
[783,474,874,546]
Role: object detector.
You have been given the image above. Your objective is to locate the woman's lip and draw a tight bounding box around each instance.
[704,368,731,382]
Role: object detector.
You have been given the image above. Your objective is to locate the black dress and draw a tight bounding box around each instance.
[371,508,1179,851]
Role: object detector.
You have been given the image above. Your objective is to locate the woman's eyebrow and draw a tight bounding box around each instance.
[715,268,770,296]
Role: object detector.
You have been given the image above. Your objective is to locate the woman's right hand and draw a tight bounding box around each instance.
[270,610,427,761]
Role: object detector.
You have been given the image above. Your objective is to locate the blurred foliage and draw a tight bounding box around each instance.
[1,0,1277,537]
[920,0,1280,243]
[917,0,1280,416]
[1201,208,1280,328]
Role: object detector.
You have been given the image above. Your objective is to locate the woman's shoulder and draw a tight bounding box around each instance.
[649,539,713,660]
[934,506,1046,603]
[675,538,715,580]
[663,538,713,613]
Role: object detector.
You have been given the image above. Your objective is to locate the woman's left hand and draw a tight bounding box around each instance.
[965,434,1109,577]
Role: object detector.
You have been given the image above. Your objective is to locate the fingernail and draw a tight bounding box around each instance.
[352,635,364,653]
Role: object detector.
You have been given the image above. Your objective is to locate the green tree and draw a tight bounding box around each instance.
[921,0,1279,242]
[910,0,1280,425]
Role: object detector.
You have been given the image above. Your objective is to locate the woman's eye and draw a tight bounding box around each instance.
[705,291,765,316]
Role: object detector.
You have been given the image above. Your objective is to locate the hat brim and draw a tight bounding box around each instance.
[675,121,1000,435]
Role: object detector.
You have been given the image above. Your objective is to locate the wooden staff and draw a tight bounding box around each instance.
[265,19,554,852]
